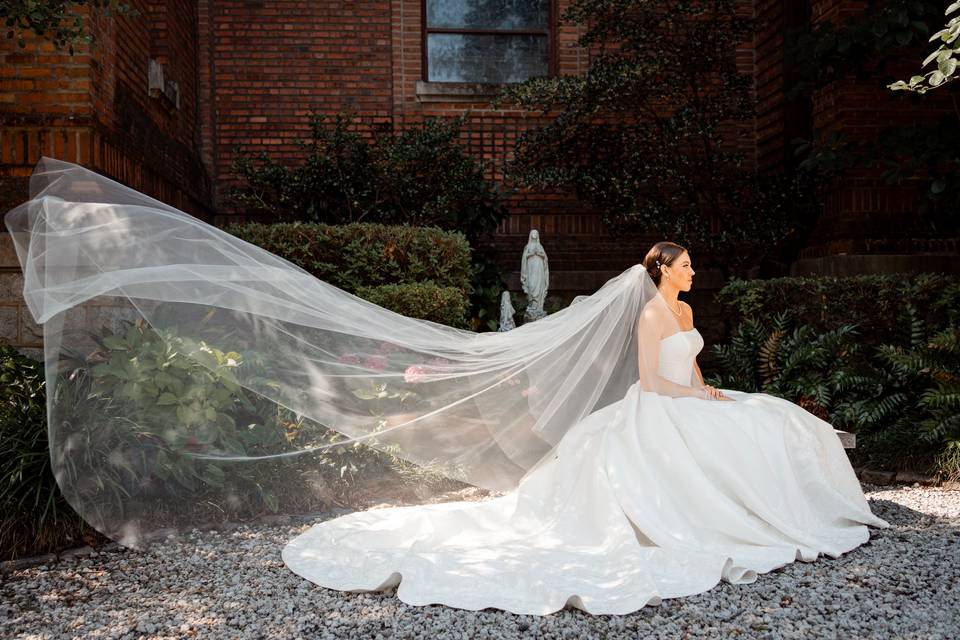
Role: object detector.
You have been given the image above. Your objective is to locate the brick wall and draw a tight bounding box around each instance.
[200,0,753,304]
[86,0,211,215]
[196,0,394,209]
[754,0,814,175]
[0,2,213,352]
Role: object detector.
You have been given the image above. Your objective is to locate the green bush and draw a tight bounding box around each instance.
[79,318,431,522]
[229,113,509,244]
[226,221,472,327]
[0,345,93,560]
[356,282,471,330]
[227,221,470,290]
[1,311,465,558]
[228,113,508,331]
[710,274,960,480]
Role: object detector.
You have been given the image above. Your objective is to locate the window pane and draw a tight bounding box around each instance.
[426,0,549,30]
[427,33,548,83]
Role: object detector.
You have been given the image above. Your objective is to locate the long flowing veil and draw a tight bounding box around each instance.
[3,157,667,549]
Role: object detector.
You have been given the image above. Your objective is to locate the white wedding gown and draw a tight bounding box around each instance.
[283,327,890,615]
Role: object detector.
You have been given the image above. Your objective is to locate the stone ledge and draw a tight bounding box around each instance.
[853,467,951,487]
[836,429,855,449]
[415,80,511,103]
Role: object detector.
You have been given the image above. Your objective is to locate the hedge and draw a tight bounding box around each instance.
[226,221,472,292]
[715,273,960,343]
[227,221,472,328]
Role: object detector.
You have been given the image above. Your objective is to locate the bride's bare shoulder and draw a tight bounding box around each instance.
[639,298,669,326]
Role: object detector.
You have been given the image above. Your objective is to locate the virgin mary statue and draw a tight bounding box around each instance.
[520,229,548,321]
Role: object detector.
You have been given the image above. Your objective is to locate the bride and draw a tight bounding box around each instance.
[281,242,890,615]
[5,158,889,616]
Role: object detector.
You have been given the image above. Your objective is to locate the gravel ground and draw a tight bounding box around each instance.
[2,483,958,640]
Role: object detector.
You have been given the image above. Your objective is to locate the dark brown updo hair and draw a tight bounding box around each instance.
[642,241,688,287]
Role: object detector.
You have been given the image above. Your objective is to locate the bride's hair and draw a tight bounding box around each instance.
[643,241,687,287]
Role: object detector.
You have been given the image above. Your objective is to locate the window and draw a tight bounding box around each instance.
[423,0,553,84]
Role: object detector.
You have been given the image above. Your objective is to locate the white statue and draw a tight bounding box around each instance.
[520,229,549,321]
[497,291,516,332]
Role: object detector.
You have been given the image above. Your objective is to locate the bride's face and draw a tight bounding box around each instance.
[666,252,695,292]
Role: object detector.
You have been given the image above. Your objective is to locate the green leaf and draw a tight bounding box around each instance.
[939,58,958,77]
[202,464,225,487]
[156,392,178,405]
[103,335,128,350]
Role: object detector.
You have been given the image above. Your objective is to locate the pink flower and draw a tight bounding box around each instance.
[337,353,361,366]
[404,365,428,384]
[364,355,388,372]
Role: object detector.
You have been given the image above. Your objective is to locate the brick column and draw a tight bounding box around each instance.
[794,0,960,275]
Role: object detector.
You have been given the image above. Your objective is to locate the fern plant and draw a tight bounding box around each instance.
[709,310,862,419]
[868,311,960,479]
[712,304,960,480]
[828,306,937,472]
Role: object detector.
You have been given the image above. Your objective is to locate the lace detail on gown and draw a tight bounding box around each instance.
[283,328,890,615]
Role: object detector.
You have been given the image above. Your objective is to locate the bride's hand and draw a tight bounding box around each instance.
[702,384,733,401]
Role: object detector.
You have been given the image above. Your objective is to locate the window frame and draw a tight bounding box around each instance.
[419,0,558,85]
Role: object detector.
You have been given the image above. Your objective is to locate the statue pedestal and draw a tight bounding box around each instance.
[523,307,546,322]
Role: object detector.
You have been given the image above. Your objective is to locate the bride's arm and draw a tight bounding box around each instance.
[693,358,706,386]
[636,307,707,399]
[683,303,730,400]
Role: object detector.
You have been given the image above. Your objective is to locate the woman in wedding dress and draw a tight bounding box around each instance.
[5,158,889,617]
[281,242,890,615]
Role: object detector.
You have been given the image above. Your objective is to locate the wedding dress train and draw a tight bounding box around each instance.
[282,328,890,615]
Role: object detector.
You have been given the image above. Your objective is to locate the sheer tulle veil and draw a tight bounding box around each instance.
[3,157,684,549]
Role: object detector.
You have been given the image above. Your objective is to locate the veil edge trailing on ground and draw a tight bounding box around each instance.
[3,157,684,548]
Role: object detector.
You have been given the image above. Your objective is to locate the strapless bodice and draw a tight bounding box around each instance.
[658,328,704,386]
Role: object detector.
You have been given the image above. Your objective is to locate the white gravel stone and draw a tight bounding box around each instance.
[0,483,957,639]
